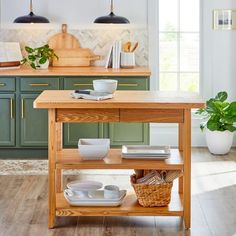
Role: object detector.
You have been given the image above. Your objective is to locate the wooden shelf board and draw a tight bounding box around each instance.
[56,149,184,170]
[56,192,183,217]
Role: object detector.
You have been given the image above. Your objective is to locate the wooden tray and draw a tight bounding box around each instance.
[48,24,100,67]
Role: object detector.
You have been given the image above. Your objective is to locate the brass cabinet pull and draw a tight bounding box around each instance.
[0,83,6,86]
[21,99,25,119]
[29,83,49,86]
[10,98,14,119]
[73,83,93,86]
[119,83,138,87]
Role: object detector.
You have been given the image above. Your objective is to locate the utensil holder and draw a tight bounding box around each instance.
[121,52,135,68]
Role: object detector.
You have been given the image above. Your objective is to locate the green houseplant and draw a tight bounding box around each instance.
[21,44,58,69]
[196,91,236,154]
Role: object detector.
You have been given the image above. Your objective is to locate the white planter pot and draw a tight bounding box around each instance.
[206,129,234,155]
[36,59,49,69]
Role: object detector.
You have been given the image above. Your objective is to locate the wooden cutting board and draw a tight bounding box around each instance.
[48,24,100,67]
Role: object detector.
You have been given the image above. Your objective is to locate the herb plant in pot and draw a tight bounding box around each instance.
[196,91,236,155]
[21,44,58,69]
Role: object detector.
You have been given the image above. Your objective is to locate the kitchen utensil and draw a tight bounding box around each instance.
[48,24,100,67]
[104,185,120,199]
[131,42,139,52]
[93,80,118,94]
[123,41,132,52]
[120,52,135,69]
[78,139,110,160]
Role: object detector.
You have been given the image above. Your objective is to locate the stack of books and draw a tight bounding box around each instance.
[105,41,122,69]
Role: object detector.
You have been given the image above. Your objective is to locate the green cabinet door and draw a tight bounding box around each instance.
[0,94,15,146]
[108,77,149,147]
[20,94,48,147]
[63,77,103,147]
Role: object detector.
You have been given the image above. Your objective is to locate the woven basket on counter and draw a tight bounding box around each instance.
[131,174,173,207]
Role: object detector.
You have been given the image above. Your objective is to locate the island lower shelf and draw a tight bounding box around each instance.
[56,192,184,217]
[56,149,184,170]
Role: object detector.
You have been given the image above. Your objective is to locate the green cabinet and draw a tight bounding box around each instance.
[20,94,48,147]
[0,94,15,146]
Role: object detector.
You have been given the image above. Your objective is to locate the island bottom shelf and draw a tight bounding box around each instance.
[56,192,183,217]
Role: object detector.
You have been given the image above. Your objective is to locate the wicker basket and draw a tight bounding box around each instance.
[131,174,173,207]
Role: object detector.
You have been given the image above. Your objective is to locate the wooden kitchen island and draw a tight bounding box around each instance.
[33,90,204,229]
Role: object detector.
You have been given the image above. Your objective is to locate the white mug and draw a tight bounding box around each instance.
[121,52,135,68]
[104,185,120,199]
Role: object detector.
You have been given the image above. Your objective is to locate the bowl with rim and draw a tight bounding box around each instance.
[93,79,118,94]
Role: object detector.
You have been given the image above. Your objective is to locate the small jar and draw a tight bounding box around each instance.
[120,52,135,68]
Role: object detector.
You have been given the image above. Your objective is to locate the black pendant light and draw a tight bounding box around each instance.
[94,0,129,24]
[14,0,49,23]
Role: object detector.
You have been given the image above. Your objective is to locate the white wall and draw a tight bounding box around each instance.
[1,0,147,25]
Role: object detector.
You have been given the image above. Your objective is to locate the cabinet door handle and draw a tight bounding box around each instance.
[10,98,14,119]
[0,83,6,86]
[119,83,138,87]
[29,83,49,86]
[21,99,25,119]
[73,83,93,86]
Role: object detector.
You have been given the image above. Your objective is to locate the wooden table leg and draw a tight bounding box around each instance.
[178,123,184,194]
[56,122,63,193]
[183,109,191,229]
[48,109,57,229]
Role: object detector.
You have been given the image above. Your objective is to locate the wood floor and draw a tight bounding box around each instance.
[0,148,236,236]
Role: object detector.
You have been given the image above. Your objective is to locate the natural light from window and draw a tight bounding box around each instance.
[159,0,200,93]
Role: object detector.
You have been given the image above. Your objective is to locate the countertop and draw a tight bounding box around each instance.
[0,66,151,77]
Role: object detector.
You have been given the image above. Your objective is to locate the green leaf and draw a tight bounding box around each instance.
[25,46,33,53]
[207,119,220,131]
[224,124,236,132]
[20,58,27,64]
[28,55,36,61]
[39,57,47,64]
[30,63,37,69]
[215,91,228,102]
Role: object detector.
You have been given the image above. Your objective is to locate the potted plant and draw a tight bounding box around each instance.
[196,91,236,155]
[21,44,58,69]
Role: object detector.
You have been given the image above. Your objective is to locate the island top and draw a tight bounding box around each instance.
[0,66,151,77]
[34,90,204,109]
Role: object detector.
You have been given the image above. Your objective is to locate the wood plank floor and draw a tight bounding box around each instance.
[0,148,236,236]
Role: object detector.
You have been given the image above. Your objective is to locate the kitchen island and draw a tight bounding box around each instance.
[34,90,204,229]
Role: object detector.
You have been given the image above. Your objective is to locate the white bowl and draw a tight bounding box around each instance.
[93,79,118,94]
[78,139,110,160]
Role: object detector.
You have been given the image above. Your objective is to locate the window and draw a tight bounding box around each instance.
[159,0,200,93]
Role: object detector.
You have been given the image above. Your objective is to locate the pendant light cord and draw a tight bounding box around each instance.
[30,0,33,13]
[110,0,114,13]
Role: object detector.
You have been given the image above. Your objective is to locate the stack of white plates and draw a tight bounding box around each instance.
[122,145,171,159]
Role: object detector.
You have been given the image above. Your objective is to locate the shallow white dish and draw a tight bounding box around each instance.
[93,79,118,94]
[64,189,127,206]
[78,139,110,160]
[67,180,103,191]
[122,145,171,160]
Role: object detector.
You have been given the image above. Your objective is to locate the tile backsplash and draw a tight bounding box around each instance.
[0,27,149,67]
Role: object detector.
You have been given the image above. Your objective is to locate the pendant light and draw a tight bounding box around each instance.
[14,0,50,23]
[94,0,130,24]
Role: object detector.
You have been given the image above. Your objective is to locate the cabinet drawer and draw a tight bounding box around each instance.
[115,77,149,90]
[20,77,60,92]
[64,77,95,90]
[63,77,149,90]
[0,78,15,91]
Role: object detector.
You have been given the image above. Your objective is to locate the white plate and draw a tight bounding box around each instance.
[64,190,127,206]
[67,180,103,191]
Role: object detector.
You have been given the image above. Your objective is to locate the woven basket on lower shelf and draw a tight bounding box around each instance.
[131,175,173,207]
